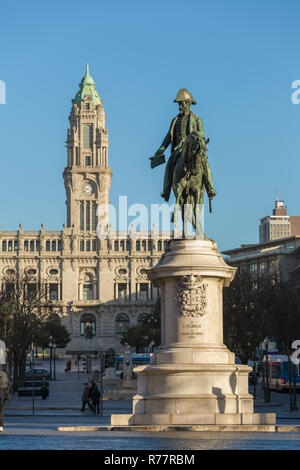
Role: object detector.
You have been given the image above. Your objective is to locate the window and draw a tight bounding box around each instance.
[80,202,84,230]
[24,240,28,252]
[80,240,84,251]
[85,155,91,166]
[6,269,15,276]
[46,241,50,251]
[142,240,146,251]
[86,240,91,252]
[140,283,148,301]
[30,241,34,252]
[92,239,97,251]
[51,240,56,251]
[27,269,37,275]
[136,240,140,251]
[2,241,6,252]
[83,283,93,300]
[115,313,129,334]
[114,241,119,251]
[49,269,59,275]
[118,269,127,275]
[8,240,13,251]
[86,103,90,110]
[118,283,127,301]
[58,240,62,251]
[14,240,18,251]
[36,240,40,251]
[80,313,96,336]
[148,240,152,251]
[27,283,37,299]
[49,284,58,301]
[92,202,97,230]
[126,240,130,251]
[86,202,90,230]
[120,240,125,251]
[83,124,93,149]
[157,241,162,251]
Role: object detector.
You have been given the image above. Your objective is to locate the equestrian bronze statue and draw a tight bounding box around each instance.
[149,89,216,235]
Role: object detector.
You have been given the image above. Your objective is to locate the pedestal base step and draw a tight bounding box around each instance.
[111,412,276,426]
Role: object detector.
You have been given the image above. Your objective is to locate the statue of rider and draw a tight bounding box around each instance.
[150,89,216,203]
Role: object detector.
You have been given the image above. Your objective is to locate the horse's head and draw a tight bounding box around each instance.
[182,132,209,168]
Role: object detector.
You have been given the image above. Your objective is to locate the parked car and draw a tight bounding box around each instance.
[25,368,50,379]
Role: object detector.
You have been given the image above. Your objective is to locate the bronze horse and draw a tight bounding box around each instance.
[172,131,209,236]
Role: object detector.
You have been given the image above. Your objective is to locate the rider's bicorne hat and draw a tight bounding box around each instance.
[173,89,197,105]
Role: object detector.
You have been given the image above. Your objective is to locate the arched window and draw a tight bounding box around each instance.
[80,240,84,251]
[83,124,93,149]
[120,240,125,251]
[57,240,62,251]
[157,240,162,251]
[142,240,146,251]
[80,313,96,336]
[52,240,56,251]
[136,240,140,251]
[148,240,152,251]
[115,313,129,334]
[126,240,130,251]
[114,241,119,251]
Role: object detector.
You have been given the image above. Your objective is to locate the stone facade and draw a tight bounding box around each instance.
[0,66,169,354]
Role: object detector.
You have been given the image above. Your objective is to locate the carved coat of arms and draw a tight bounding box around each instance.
[175,275,208,318]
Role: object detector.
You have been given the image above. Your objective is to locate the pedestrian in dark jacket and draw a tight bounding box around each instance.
[89,380,101,415]
[81,383,93,412]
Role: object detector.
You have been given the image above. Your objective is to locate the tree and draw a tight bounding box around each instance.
[120,300,161,352]
[223,266,275,366]
[33,313,71,353]
[0,274,53,390]
[267,280,300,411]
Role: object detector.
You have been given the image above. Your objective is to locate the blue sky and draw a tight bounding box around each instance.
[0,0,300,251]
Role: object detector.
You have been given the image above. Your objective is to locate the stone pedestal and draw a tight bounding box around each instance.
[111,240,275,426]
[103,367,119,385]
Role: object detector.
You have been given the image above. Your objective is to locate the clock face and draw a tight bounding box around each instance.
[82,182,94,195]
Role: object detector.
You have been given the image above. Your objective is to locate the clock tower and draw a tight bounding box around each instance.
[63,64,112,232]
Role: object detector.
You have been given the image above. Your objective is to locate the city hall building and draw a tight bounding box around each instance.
[0,66,169,354]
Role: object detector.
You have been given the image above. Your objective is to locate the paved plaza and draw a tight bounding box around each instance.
[1,359,300,449]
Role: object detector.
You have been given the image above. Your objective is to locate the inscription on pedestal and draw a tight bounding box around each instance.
[180,323,203,339]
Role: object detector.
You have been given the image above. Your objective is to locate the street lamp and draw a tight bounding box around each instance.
[53,342,56,380]
[264,338,271,403]
[49,337,53,380]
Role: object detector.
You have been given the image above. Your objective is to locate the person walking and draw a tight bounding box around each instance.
[81,383,93,412]
[89,380,101,415]
[65,359,71,372]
